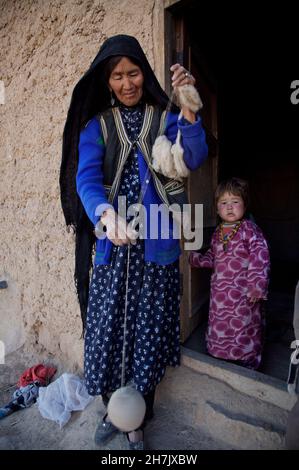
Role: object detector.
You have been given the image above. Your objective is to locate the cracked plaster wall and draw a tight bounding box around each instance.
[0,0,162,370]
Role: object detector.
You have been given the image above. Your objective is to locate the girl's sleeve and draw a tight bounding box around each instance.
[189,247,214,269]
[246,226,270,299]
[76,118,113,226]
[165,112,208,170]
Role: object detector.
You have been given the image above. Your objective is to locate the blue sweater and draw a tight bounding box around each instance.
[76,111,208,265]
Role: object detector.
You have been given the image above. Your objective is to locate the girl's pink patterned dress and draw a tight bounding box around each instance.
[190,219,270,369]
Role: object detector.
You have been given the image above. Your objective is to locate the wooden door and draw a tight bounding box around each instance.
[165,13,219,341]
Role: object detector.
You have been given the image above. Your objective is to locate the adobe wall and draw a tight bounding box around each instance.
[0,0,166,370]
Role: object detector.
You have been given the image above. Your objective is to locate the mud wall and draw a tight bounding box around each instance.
[0,0,163,369]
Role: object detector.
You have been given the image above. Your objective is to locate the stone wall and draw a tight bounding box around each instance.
[0,0,162,370]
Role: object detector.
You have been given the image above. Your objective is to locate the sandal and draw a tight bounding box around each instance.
[126,429,145,450]
[94,413,119,445]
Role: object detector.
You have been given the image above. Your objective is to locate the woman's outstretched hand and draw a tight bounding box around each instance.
[100,209,138,246]
[170,63,197,123]
[170,63,196,88]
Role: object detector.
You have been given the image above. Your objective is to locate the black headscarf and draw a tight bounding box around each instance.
[60,35,174,331]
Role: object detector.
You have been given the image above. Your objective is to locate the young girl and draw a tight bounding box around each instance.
[189,178,270,369]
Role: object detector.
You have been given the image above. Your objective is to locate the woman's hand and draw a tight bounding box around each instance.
[170,63,196,88]
[100,209,138,246]
[170,63,197,123]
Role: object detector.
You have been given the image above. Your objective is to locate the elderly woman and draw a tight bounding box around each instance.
[60,34,208,449]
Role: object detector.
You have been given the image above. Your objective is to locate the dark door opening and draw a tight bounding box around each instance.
[167,0,299,381]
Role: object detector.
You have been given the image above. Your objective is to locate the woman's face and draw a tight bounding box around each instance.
[108,57,144,107]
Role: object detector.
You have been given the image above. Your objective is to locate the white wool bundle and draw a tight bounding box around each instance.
[107,386,146,432]
[176,84,203,113]
[152,135,177,180]
[171,129,190,179]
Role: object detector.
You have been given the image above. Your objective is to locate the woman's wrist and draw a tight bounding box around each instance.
[181,106,196,124]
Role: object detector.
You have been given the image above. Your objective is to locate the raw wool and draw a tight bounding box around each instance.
[152,135,178,180]
[151,115,189,182]
[171,125,189,180]
[151,84,203,181]
[176,84,203,112]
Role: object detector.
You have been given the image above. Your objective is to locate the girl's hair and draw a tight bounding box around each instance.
[215,177,250,208]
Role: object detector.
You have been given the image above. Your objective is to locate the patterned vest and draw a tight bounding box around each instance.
[96,104,188,208]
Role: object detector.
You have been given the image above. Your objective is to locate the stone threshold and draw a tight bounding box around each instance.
[181,346,297,411]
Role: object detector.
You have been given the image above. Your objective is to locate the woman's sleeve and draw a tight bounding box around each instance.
[246,225,270,299]
[76,118,113,226]
[165,112,208,171]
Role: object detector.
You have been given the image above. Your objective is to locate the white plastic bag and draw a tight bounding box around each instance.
[37,373,94,428]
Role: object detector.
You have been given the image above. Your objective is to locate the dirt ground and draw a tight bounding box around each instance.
[0,347,289,451]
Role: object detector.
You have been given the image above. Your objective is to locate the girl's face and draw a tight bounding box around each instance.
[217,191,245,223]
[108,57,144,107]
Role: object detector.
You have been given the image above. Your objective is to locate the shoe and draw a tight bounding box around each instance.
[126,429,145,450]
[94,413,119,445]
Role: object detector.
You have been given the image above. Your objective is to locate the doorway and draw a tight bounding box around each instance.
[166,0,299,381]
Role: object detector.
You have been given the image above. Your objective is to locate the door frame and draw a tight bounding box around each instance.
[162,1,219,342]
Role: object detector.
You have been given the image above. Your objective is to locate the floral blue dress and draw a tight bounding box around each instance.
[84,104,180,396]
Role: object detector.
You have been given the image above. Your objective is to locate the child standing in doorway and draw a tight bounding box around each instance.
[189,178,270,369]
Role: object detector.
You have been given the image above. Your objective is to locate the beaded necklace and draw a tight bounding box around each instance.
[218,220,243,252]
